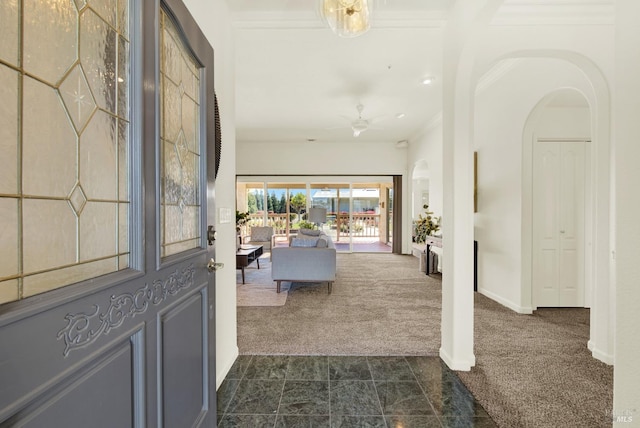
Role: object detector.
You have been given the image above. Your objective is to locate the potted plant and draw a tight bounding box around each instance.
[236,210,249,232]
[414,205,440,244]
[235,211,249,250]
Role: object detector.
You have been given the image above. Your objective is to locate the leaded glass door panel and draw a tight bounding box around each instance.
[0,1,217,426]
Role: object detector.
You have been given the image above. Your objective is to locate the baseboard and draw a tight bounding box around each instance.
[439,347,475,371]
[216,346,239,390]
[587,340,594,351]
[591,346,614,366]
[478,287,533,314]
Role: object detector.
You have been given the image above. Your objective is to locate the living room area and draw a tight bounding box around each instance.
[221,1,635,426]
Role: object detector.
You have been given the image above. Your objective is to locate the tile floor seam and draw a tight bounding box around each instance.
[273,357,288,428]
[327,356,332,427]
[366,356,390,427]
[403,356,444,426]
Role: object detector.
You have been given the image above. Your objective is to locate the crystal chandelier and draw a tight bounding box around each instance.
[320,0,371,38]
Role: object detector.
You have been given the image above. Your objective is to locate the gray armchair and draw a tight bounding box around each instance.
[243,226,275,257]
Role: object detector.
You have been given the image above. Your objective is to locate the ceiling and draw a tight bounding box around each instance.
[228,0,613,145]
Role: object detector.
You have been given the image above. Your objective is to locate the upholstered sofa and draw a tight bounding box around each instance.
[271,229,337,294]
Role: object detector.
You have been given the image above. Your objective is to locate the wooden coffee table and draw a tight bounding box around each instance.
[236,245,263,284]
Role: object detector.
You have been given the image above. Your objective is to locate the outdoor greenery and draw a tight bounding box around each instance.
[236,210,249,231]
[414,204,440,244]
[246,190,306,217]
[297,220,315,230]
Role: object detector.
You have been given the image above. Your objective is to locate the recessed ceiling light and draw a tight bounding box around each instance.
[396,113,405,119]
[422,77,434,85]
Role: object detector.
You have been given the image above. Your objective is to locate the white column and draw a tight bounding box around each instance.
[613,0,640,421]
[440,1,482,371]
[439,0,508,372]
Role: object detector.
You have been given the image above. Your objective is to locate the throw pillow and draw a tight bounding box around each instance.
[251,228,271,242]
[299,228,321,236]
[291,237,318,247]
[316,237,328,248]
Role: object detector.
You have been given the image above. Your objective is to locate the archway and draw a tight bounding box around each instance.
[443,0,613,367]
[470,52,612,364]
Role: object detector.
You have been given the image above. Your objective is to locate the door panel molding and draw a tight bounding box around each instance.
[57,264,195,357]
[158,287,208,428]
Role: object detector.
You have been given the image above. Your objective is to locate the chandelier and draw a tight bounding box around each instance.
[319,0,371,38]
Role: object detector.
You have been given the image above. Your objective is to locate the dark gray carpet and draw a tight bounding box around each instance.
[458,294,613,428]
[237,253,613,427]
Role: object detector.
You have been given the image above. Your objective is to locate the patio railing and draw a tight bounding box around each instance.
[243,212,380,238]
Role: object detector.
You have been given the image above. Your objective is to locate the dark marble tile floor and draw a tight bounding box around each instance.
[217,355,497,428]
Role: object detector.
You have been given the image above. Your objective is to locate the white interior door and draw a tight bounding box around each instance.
[533,141,586,307]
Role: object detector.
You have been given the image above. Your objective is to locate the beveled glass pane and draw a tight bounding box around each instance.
[0,280,19,305]
[0,198,19,278]
[162,26,182,84]
[182,206,199,240]
[163,77,181,143]
[22,76,77,198]
[79,202,117,261]
[87,0,116,27]
[118,254,129,270]
[23,0,78,85]
[3,0,131,305]
[59,64,97,132]
[0,0,19,66]
[80,110,118,200]
[23,258,117,298]
[119,203,129,254]
[118,119,129,201]
[160,9,202,258]
[0,65,19,195]
[182,96,197,152]
[80,8,117,113]
[117,36,130,119]
[164,240,200,258]
[118,0,129,40]
[182,151,199,206]
[164,205,182,248]
[22,199,77,274]
[164,140,181,205]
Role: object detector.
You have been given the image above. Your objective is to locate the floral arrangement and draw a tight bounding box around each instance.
[414,204,440,244]
[236,210,249,231]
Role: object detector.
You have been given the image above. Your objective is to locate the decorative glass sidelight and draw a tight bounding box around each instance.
[159,9,202,258]
[0,0,131,304]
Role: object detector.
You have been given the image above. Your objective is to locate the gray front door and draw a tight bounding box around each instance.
[0,1,217,426]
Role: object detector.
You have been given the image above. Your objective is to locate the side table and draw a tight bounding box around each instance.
[236,245,263,284]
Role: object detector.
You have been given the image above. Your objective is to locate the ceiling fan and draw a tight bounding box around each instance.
[339,103,383,137]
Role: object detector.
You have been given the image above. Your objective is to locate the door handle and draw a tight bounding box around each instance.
[207,258,224,272]
[560,230,565,234]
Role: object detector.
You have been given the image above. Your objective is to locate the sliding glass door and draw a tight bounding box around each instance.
[237,178,394,253]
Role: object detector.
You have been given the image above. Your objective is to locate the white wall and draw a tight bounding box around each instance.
[473,58,595,313]
[183,0,238,389]
[614,0,640,420]
[536,107,590,139]
[408,122,444,220]
[236,140,407,175]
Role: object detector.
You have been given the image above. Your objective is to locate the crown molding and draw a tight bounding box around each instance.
[492,1,614,26]
[232,10,447,30]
